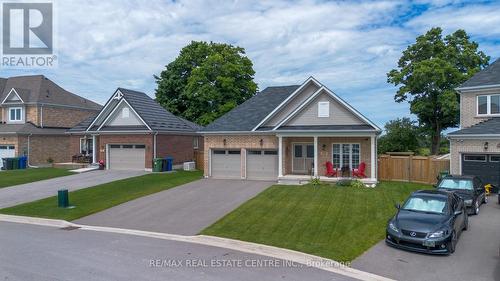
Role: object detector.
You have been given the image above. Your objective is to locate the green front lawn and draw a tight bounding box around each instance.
[0,170,202,221]
[0,168,74,188]
[202,181,431,263]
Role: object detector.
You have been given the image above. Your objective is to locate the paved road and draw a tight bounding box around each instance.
[0,222,356,281]
[352,200,500,281]
[0,170,147,208]
[75,179,271,235]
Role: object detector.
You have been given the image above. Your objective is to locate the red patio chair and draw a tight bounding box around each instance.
[325,161,338,177]
[352,162,367,178]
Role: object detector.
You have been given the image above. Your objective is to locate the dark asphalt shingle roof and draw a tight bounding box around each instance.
[0,75,101,110]
[69,88,201,133]
[460,59,500,88]
[448,117,500,135]
[0,123,67,135]
[202,85,300,132]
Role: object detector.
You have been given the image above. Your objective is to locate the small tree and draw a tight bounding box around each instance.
[387,27,489,154]
[154,41,257,125]
[378,118,420,154]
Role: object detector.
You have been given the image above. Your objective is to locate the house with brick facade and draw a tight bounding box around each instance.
[0,75,101,168]
[201,77,381,184]
[68,88,202,171]
[448,58,500,187]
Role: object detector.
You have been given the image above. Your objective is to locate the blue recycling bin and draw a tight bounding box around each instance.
[19,156,27,169]
[165,156,173,171]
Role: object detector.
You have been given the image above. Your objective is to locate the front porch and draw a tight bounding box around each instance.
[276,134,377,185]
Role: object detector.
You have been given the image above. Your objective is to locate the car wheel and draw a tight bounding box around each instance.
[463,213,469,231]
[446,231,457,254]
[483,195,488,204]
[473,201,480,215]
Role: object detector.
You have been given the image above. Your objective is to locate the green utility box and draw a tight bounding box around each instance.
[58,189,69,208]
[153,158,163,172]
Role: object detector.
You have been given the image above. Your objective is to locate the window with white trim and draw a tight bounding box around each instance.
[8,107,22,122]
[332,143,360,169]
[477,94,500,115]
[193,137,199,149]
[318,102,330,117]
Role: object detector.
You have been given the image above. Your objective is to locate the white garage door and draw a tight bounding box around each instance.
[0,145,15,169]
[247,150,278,180]
[109,144,146,170]
[211,149,241,179]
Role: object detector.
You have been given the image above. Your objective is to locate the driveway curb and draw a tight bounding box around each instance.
[0,214,394,281]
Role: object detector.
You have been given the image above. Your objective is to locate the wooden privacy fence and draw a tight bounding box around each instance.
[378,154,450,184]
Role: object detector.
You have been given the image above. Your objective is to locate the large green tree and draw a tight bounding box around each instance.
[154,41,257,125]
[378,118,421,154]
[387,27,489,154]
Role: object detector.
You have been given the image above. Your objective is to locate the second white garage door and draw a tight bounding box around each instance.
[0,145,15,169]
[246,150,278,180]
[211,149,241,179]
[109,144,146,170]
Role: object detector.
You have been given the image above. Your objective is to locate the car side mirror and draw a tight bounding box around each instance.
[395,203,401,209]
[454,210,463,216]
[432,184,437,188]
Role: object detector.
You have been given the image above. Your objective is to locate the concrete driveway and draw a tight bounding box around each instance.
[352,200,500,281]
[75,179,272,235]
[0,170,147,208]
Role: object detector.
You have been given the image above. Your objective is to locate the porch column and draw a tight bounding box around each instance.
[371,135,376,179]
[92,135,97,164]
[314,136,318,177]
[278,136,283,177]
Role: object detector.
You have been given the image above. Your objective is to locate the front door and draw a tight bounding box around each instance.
[292,143,314,174]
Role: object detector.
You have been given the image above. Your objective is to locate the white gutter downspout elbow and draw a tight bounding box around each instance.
[27,133,38,168]
[153,132,158,159]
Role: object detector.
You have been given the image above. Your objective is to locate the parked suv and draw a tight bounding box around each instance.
[436,175,487,215]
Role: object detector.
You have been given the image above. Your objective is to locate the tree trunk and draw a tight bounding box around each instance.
[431,125,441,155]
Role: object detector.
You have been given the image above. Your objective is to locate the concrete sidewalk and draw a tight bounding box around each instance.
[0,170,147,208]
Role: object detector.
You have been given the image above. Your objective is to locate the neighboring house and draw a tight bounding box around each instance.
[448,58,500,187]
[201,77,381,184]
[68,88,202,171]
[0,75,101,168]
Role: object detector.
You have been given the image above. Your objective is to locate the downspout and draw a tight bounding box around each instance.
[40,104,43,128]
[27,133,38,168]
[153,132,158,159]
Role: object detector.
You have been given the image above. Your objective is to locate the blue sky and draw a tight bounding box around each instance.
[2,0,500,128]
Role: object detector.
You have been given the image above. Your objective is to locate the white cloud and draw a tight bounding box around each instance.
[2,0,499,127]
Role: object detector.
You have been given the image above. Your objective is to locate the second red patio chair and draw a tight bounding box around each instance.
[352,162,367,178]
[325,161,338,177]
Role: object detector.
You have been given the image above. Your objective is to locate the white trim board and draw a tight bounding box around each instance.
[273,87,325,130]
[251,77,322,131]
[97,99,151,131]
[86,89,124,131]
[1,88,24,104]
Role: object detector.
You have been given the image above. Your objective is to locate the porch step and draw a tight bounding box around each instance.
[277,179,309,185]
[70,165,99,173]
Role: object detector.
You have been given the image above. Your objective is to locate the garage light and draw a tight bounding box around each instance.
[259,139,263,146]
[484,142,489,150]
[223,139,227,146]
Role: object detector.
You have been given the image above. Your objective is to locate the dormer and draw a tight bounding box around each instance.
[1,88,26,124]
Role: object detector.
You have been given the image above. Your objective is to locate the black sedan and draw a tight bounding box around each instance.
[386,190,468,254]
[436,175,487,215]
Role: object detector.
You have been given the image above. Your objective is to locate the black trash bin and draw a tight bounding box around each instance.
[1,158,7,170]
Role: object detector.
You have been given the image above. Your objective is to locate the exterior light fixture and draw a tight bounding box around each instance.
[484,141,489,150]
[322,144,326,151]
[259,139,264,146]
[223,139,227,146]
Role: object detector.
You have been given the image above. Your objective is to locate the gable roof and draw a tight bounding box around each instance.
[458,58,500,90]
[202,77,380,133]
[448,117,500,137]
[0,75,101,110]
[70,88,201,133]
[202,85,300,132]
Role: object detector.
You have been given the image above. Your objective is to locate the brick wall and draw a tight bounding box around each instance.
[156,134,198,164]
[450,139,500,174]
[41,106,98,128]
[26,106,38,124]
[97,134,154,169]
[23,135,71,164]
[460,88,500,128]
[203,135,278,177]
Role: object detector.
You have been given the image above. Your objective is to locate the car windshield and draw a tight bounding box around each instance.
[402,196,447,214]
[438,179,473,190]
